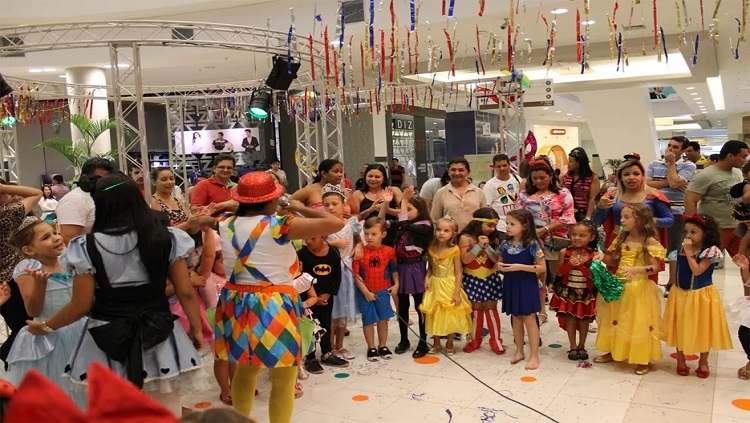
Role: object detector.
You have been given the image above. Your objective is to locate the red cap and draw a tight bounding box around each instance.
[623,152,641,161]
[231,171,284,204]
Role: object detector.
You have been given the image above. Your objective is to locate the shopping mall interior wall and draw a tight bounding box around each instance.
[341,110,375,182]
[445,111,478,158]
[16,118,78,186]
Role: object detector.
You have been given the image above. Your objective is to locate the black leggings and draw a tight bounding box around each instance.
[397,293,426,345]
[740,325,750,361]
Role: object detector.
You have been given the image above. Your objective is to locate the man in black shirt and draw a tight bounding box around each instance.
[241,129,261,164]
[297,237,349,373]
[390,158,405,188]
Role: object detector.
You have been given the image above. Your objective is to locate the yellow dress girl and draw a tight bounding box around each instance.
[420,218,472,354]
[595,204,664,374]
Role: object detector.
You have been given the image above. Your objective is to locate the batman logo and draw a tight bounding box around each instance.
[313,264,332,276]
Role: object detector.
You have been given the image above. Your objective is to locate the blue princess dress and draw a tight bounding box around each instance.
[330,217,361,326]
[6,259,87,408]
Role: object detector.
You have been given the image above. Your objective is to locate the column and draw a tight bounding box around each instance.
[65,67,111,155]
[577,88,659,165]
[727,113,747,141]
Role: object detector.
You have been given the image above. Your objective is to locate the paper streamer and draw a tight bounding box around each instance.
[590,261,624,303]
[576,9,582,62]
[616,32,623,71]
[710,0,722,44]
[608,14,615,60]
[661,26,668,63]
[681,0,691,27]
[333,49,340,88]
[289,8,295,76]
[612,2,620,31]
[380,30,386,75]
[509,0,515,39]
[675,0,684,46]
[339,8,346,51]
[448,0,455,17]
[479,0,485,16]
[369,0,375,51]
[735,18,741,59]
[653,0,659,47]
[584,0,591,71]
[700,0,705,31]
[309,35,316,81]
[507,23,513,71]
[407,29,413,74]
[415,30,420,74]
[742,0,749,42]
[348,35,354,87]
[444,29,456,76]
[410,0,416,31]
[475,25,485,75]
[692,33,700,65]
[360,42,366,87]
[324,27,331,78]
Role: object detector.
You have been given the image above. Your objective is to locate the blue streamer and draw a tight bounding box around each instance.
[340,13,345,51]
[287,26,293,75]
[660,27,668,64]
[315,14,322,22]
[692,34,699,65]
[369,0,375,49]
[735,18,741,59]
[448,0,455,17]
[410,0,416,31]
[616,32,623,71]
[342,62,346,86]
[580,36,586,74]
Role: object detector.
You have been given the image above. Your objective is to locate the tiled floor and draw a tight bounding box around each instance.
[183,263,750,423]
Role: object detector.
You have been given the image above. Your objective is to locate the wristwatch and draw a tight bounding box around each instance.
[40,321,55,333]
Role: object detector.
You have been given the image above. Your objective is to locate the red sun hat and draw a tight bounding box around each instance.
[231,171,285,204]
[623,152,641,161]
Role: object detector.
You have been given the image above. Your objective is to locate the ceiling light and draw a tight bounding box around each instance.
[690,92,698,95]
[696,101,703,105]
[29,68,43,73]
[581,20,595,25]
[686,86,695,90]
[701,111,708,114]
[706,76,725,111]
[58,75,66,78]
[566,113,573,116]
[42,68,56,72]
[694,97,702,101]
[550,8,568,14]
[542,107,549,110]
[248,89,272,119]
[555,110,562,113]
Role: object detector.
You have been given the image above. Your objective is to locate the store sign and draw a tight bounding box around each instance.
[392,118,414,130]
[550,128,567,136]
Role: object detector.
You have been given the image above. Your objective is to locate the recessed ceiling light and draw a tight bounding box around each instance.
[58,74,66,78]
[701,111,708,114]
[566,113,573,116]
[687,86,695,90]
[581,20,595,25]
[29,68,43,73]
[550,8,568,14]
[694,97,702,100]
[555,110,562,113]
[576,115,581,118]
[42,68,56,72]
[690,92,698,95]
[542,107,549,110]
[696,101,703,104]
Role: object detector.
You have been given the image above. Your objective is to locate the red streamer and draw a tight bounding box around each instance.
[476,25,486,75]
[479,0,486,16]
[411,87,415,112]
[576,9,582,62]
[324,27,331,79]
[507,24,513,72]
[389,0,396,83]
[392,87,397,113]
[333,49,340,88]
[380,30,386,76]
[612,2,620,31]
[309,35,316,81]
[303,88,308,119]
[369,90,373,113]
[442,0,446,15]
[444,29,456,76]
[415,31,420,74]
[700,0,705,31]
[407,28,413,74]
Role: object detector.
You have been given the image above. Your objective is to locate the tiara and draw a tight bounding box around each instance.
[16,216,40,232]
[321,183,346,198]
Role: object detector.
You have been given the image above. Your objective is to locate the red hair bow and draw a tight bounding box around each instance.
[682,214,706,226]
[4,363,179,423]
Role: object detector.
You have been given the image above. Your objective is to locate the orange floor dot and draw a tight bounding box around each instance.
[669,353,699,361]
[520,376,537,382]
[352,395,370,402]
[732,399,750,411]
[414,356,441,364]
[193,402,212,409]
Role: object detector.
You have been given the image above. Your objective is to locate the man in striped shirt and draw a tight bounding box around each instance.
[646,136,697,293]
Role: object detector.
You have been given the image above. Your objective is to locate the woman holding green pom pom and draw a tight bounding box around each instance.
[594,204,665,375]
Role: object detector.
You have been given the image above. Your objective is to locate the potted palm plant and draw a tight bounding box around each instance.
[36,114,120,177]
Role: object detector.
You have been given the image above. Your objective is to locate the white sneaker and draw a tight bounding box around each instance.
[298,366,309,380]
[338,348,356,360]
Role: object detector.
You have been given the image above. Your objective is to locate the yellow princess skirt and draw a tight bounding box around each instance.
[662,285,733,354]
[595,276,663,365]
[421,276,472,337]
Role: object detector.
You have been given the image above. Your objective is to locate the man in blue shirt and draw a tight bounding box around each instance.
[646,136,697,294]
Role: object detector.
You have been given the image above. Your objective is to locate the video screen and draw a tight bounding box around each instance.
[174,128,261,155]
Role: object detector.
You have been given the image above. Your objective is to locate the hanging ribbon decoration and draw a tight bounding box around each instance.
[616,32,624,71]
[324,27,331,79]
[444,29,456,77]
[526,38,533,63]
[333,50,340,88]
[675,0,685,46]
[576,9,582,62]
[584,0,591,71]
[742,0,749,42]
[509,0,515,38]
[410,0,416,31]
[479,0,486,16]
[369,0,376,61]
[489,33,498,65]
[360,42,366,87]
[661,26,668,63]
[347,35,354,87]
[692,33,700,65]
[607,14,616,59]
[407,29,413,74]
[681,0,691,27]
[475,25,485,75]
[380,30,386,76]
[710,0,722,44]
[507,23,514,72]
[700,0,705,32]
[309,35,316,81]
[339,6,346,51]
[734,18,741,59]
[653,0,659,47]
[288,8,295,76]
[389,0,396,84]
[612,2,620,30]
[448,0,456,17]
[415,26,420,74]
[442,0,446,15]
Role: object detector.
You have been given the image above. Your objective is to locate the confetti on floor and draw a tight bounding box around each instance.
[334,373,350,378]
[414,356,440,364]
[352,394,369,402]
[520,376,537,382]
[548,343,562,348]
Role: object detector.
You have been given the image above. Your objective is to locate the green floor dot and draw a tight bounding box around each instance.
[334,373,350,378]
[548,343,563,348]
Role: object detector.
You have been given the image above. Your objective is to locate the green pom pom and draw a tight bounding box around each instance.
[590,261,624,303]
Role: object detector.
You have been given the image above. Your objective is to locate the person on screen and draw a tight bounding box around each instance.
[212,132,234,153]
[242,129,261,163]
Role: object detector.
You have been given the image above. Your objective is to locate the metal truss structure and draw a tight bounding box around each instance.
[488,80,525,165]
[0,20,341,193]
[0,126,19,183]
[292,89,345,185]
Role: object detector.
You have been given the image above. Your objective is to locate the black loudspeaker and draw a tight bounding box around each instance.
[0,74,12,98]
[265,55,301,91]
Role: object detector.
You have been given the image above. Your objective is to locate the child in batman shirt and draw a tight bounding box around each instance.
[297,236,345,371]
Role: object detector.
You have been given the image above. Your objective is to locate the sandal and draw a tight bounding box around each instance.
[219,394,233,406]
[428,345,443,354]
[567,349,579,361]
[577,349,589,360]
[676,365,690,376]
[294,382,303,399]
[539,313,548,324]
[738,366,750,380]
[593,353,613,364]
[695,368,710,379]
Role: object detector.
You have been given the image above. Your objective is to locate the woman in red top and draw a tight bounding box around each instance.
[562,148,600,222]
